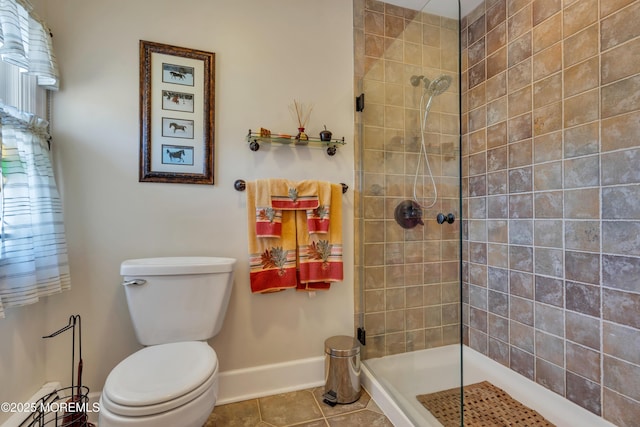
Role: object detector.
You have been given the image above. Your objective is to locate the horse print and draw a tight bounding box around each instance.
[162,117,194,139]
[169,122,186,133]
[162,90,194,112]
[162,63,194,86]
[166,148,185,162]
[162,144,194,166]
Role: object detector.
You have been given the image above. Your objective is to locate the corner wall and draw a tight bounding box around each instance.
[461,0,640,424]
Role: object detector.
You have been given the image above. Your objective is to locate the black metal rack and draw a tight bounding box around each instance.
[20,315,94,427]
[246,129,346,156]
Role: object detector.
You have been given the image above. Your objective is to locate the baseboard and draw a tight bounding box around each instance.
[217,356,326,405]
[1,382,61,427]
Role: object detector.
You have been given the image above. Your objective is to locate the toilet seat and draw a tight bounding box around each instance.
[102,341,217,417]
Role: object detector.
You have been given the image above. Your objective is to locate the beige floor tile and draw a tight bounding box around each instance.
[259,389,324,426]
[204,399,261,427]
[326,409,395,427]
[205,387,392,427]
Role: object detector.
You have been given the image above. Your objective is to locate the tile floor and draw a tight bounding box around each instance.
[204,387,394,427]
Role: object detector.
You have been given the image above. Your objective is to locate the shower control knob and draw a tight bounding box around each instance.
[436,213,455,224]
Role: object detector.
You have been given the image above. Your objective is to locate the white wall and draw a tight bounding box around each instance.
[0,0,354,408]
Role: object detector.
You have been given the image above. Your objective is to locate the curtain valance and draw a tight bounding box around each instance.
[0,0,59,90]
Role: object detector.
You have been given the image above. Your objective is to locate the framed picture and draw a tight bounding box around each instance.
[139,40,215,184]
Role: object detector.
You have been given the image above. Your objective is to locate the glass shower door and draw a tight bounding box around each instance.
[353,0,462,425]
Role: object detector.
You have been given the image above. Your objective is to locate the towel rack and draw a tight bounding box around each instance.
[234,179,348,194]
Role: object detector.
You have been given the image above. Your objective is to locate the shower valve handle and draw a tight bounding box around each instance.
[436,213,455,225]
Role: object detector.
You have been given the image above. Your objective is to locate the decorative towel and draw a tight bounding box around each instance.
[306,180,332,234]
[247,179,343,293]
[247,180,297,293]
[296,183,343,291]
[254,180,282,238]
[269,179,319,210]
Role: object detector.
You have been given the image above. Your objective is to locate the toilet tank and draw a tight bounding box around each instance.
[120,257,236,346]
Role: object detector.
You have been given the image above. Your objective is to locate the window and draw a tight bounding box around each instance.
[0,0,68,319]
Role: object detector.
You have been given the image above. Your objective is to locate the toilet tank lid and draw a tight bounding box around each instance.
[121,257,236,276]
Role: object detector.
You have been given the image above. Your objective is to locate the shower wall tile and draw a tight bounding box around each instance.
[508,4,532,40]
[603,288,640,329]
[508,32,532,67]
[566,341,600,382]
[534,191,563,217]
[566,281,601,316]
[564,25,599,68]
[602,37,640,84]
[533,72,562,108]
[564,188,599,218]
[564,122,599,158]
[534,219,563,247]
[566,311,601,350]
[564,89,599,127]
[602,221,640,256]
[510,346,535,380]
[508,0,530,15]
[600,0,636,17]
[602,111,640,152]
[536,331,564,366]
[602,254,640,292]
[510,270,534,298]
[566,371,602,415]
[602,148,640,185]
[564,220,600,252]
[565,251,600,284]
[564,57,599,97]
[507,113,532,143]
[535,302,565,336]
[536,358,565,395]
[533,42,562,80]
[533,131,562,162]
[603,388,640,427]
[534,161,562,190]
[535,247,564,277]
[487,0,507,31]
[600,0,640,50]
[563,0,598,37]
[533,0,561,25]
[603,320,640,365]
[603,356,640,402]
[602,74,640,119]
[533,12,562,53]
[535,275,564,306]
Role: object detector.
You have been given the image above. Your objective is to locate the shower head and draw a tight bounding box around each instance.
[426,74,452,97]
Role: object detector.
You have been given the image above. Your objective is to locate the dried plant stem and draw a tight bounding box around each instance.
[290,100,313,129]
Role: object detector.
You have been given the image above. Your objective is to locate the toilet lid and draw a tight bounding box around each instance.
[104,341,217,407]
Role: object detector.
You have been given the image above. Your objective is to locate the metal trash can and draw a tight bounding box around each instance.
[323,335,361,406]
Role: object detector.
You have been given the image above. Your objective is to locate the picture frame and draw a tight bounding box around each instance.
[139,40,215,184]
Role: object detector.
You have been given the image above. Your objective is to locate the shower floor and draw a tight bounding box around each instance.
[362,345,615,427]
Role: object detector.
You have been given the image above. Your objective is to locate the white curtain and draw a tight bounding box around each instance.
[0,104,69,318]
[0,0,59,90]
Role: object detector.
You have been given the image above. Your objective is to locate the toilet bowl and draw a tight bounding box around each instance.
[99,257,236,427]
[99,342,217,427]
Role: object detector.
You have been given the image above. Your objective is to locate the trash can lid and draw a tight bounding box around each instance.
[325,335,360,357]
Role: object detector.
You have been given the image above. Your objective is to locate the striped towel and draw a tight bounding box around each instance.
[296,183,343,291]
[247,181,297,293]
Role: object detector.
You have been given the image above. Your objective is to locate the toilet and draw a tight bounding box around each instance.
[99,256,236,427]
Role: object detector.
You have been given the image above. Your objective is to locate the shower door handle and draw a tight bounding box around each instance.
[436,213,455,224]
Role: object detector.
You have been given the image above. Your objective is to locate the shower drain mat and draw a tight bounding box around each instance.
[416,381,555,426]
